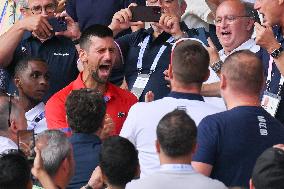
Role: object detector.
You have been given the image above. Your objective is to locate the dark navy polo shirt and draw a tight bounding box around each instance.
[68,133,101,189]
[66,0,146,31]
[258,26,284,124]
[167,91,204,101]
[116,23,208,102]
[7,32,79,101]
[193,106,284,187]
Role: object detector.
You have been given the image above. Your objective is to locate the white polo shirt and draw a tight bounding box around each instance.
[25,102,48,134]
[120,92,222,178]
[205,39,260,110]
[0,136,17,154]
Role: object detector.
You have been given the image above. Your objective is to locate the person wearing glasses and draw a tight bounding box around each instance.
[201,0,259,110]
[0,93,28,154]
[120,39,221,177]
[13,56,49,134]
[0,0,79,101]
[109,0,208,102]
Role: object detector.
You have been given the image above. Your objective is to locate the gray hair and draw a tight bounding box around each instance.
[36,130,71,176]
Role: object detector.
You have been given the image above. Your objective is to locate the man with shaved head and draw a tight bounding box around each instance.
[192,50,284,188]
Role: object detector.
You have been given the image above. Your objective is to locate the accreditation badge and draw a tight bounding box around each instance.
[131,74,150,99]
[261,91,281,117]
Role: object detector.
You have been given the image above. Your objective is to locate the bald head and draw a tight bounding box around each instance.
[221,50,264,95]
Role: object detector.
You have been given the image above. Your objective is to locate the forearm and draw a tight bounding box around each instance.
[0,22,26,67]
[36,170,57,189]
[201,82,221,97]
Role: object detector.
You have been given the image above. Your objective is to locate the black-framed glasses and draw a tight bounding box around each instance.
[24,3,56,14]
[215,15,251,25]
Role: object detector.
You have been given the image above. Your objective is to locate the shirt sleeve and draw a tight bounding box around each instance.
[65,0,78,22]
[192,116,219,165]
[119,104,139,146]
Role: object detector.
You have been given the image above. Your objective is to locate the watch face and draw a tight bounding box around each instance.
[271,46,283,58]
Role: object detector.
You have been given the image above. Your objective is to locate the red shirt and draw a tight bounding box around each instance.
[45,73,138,136]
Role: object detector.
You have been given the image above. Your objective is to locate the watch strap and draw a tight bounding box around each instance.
[270,46,283,58]
[211,60,224,73]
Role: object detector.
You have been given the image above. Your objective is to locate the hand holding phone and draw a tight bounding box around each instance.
[17,130,36,161]
[48,17,67,32]
[130,6,161,22]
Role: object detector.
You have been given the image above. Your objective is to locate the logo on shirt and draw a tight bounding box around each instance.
[257,116,268,136]
[53,52,69,56]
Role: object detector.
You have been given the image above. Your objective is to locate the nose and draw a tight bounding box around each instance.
[39,76,49,87]
[41,7,48,16]
[104,50,114,61]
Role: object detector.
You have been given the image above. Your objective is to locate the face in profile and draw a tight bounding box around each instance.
[85,36,116,84]
[16,60,50,103]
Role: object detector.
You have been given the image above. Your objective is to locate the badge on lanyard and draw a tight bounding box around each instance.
[131,74,150,99]
[261,91,281,117]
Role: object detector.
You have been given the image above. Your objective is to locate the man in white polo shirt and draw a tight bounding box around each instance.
[202,0,260,110]
[120,39,221,178]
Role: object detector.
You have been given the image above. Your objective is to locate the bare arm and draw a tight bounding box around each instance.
[201,82,221,97]
[191,161,213,176]
[0,15,52,67]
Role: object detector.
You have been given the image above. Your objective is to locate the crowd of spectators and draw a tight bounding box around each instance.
[1,0,284,189]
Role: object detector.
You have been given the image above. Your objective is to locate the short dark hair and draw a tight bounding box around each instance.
[157,109,197,157]
[0,150,31,189]
[100,136,139,187]
[0,95,20,131]
[222,50,264,95]
[80,24,113,50]
[66,88,106,133]
[172,40,209,85]
[14,56,47,78]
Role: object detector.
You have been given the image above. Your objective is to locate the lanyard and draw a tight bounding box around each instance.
[160,164,194,172]
[266,55,284,96]
[137,35,175,74]
[0,0,8,24]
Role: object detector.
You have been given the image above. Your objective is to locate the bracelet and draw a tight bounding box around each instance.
[211,60,224,73]
[84,184,93,189]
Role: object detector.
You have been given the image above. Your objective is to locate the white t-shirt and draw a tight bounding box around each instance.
[25,102,48,134]
[0,136,17,154]
[120,93,222,177]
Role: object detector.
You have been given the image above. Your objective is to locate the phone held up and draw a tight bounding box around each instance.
[48,17,67,32]
[17,130,36,162]
[130,6,161,22]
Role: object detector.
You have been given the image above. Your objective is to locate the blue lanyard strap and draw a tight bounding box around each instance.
[0,0,9,24]
[137,35,175,74]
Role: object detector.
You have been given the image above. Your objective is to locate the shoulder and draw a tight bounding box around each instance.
[108,83,138,104]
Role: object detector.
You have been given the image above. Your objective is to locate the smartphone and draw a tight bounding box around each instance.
[48,17,67,32]
[17,130,35,161]
[130,6,161,22]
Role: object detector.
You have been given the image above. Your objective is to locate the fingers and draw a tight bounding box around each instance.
[145,91,154,102]
[114,9,132,23]
[207,37,216,49]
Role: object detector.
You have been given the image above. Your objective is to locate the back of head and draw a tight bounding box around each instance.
[171,39,209,86]
[36,130,71,176]
[0,94,21,132]
[156,109,197,157]
[66,88,106,133]
[79,24,113,51]
[0,150,31,189]
[221,50,264,95]
[100,136,139,187]
[252,147,284,189]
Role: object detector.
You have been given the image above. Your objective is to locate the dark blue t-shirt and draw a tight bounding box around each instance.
[67,133,101,189]
[258,26,284,124]
[193,106,284,187]
[116,23,208,101]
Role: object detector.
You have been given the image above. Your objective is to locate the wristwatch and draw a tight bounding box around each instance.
[211,60,224,73]
[270,46,283,59]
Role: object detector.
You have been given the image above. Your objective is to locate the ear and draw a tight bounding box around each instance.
[203,69,210,82]
[79,49,88,64]
[20,6,29,17]
[168,63,173,79]
[155,140,161,154]
[14,77,22,89]
[9,120,18,135]
[249,179,255,189]
[191,142,197,154]
[246,18,255,31]
[180,0,187,15]
[220,74,226,90]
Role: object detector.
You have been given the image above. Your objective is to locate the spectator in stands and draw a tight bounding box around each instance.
[126,110,227,189]
[14,56,49,134]
[82,136,139,189]
[120,39,221,177]
[65,89,107,189]
[192,50,284,188]
[250,146,284,189]
[35,130,75,189]
[254,0,284,124]
[0,0,79,100]
[46,24,137,136]
[201,0,259,110]
[0,93,27,153]
[109,0,208,101]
